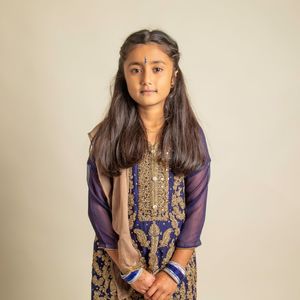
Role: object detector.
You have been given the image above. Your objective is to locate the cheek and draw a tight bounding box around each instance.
[125,76,137,89]
[125,82,140,101]
[161,75,172,87]
[160,79,172,93]
[127,82,137,95]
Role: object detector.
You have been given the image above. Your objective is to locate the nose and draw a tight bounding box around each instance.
[141,67,152,86]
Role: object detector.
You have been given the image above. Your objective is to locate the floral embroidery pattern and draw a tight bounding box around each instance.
[90,144,197,299]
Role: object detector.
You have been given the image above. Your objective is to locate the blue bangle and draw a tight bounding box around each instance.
[120,268,143,284]
[163,261,186,285]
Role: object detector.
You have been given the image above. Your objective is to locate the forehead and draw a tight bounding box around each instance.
[124,43,173,66]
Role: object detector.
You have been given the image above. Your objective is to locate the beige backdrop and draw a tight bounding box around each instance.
[0,0,299,299]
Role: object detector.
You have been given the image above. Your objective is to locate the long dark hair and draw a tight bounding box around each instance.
[89,28,208,177]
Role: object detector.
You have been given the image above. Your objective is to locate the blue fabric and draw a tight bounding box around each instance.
[88,126,211,299]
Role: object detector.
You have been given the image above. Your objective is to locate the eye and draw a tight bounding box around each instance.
[130,68,141,74]
[153,67,163,73]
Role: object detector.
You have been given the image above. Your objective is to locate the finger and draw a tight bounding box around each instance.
[144,291,152,299]
[144,284,158,298]
[139,289,147,295]
[145,283,153,290]
[162,293,171,300]
[151,290,164,300]
[142,283,152,294]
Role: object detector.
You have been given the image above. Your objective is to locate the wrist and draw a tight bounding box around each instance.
[120,267,144,284]
[162,260,186,285]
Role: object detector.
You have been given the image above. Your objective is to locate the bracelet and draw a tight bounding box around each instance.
[120,268,143,284]
[163,261,186,285]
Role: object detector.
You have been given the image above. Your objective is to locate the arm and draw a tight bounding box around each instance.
[87,157,155,293]
[175,159,211,248]
[87,157,119,250]
[175,125,211,249]
[169,248,194,268]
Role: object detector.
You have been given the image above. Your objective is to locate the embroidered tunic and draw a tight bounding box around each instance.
[87,128,211,299]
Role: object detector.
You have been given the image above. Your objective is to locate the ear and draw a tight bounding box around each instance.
[171,69,178,86]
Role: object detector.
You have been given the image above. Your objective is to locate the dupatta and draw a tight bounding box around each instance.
[88,125,142,299]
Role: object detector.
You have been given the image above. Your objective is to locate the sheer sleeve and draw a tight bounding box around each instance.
[175,127,212,248]
[87,157,119,249]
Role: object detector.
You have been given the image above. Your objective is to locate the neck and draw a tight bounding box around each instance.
[138,105,165,130]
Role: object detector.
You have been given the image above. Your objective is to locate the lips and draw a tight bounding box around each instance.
[141,90,157,93]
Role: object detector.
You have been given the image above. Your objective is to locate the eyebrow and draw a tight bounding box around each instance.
[127,60,166,67]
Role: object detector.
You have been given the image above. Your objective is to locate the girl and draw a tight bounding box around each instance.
[87,29,211,300]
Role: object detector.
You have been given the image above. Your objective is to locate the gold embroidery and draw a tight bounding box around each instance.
[131,220,170,274]
[179,280,187,299]
[162,242,175,267]
[172,174,186,221]
[138,144,169,221]
[148,222,160,273]
[167,174,185,238]
[159,228,173,248]
[133,229,150,248]
[91,150,198,299]
[125,148,197,299]
[185,251,197,299]
[169,213,180,236]
[91,239,118,299]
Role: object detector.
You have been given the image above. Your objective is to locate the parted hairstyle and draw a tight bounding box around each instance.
[89,28,209,177]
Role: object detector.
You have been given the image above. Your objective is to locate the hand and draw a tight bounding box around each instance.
[130,268,156,295]
[143,271,177,300]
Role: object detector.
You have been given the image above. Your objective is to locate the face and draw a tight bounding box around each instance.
[123,43,177,109]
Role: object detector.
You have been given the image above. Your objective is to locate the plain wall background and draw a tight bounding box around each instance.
[0,0,299,299]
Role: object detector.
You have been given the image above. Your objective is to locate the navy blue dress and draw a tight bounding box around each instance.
[87,129,211,299]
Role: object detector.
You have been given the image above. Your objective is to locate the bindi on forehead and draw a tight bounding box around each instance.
[144,56,147,64]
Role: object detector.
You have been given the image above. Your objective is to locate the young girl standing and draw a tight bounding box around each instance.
[87,29,211,300]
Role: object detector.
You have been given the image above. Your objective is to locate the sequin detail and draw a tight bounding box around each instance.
[90,144,197,299]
